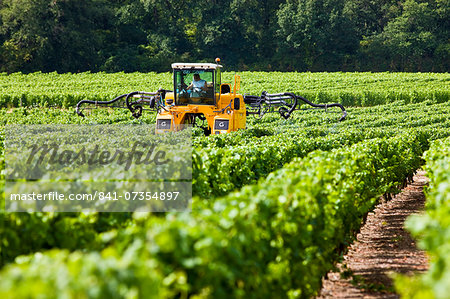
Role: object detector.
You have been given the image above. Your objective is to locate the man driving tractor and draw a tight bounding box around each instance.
[187,73,207,98]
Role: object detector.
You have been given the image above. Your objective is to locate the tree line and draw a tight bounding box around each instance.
[0,0,448,73]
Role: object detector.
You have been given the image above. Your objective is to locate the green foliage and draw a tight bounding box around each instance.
[0,246,165,299]
[395,137,450,299]
[0,71,448,108]
[0,79,449,297]
[1,97,450,270]
[359,0,450,71]
[0,134,427,298]
[0,212,132,266]
[0,0,112,73]
[0,0,449,72]
[277,0,359,70]
[193,128,394,198]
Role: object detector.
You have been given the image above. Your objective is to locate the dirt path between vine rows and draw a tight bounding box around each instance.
[317,170,429,298]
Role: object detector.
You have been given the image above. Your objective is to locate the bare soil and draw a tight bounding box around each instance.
[317,170,429,298]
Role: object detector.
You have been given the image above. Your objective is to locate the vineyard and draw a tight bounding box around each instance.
[1,72,449,107]
[0,72,449,298]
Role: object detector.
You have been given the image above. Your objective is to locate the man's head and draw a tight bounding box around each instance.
[193,74,200,81]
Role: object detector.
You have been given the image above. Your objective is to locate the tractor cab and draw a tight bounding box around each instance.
[172,63,222,106]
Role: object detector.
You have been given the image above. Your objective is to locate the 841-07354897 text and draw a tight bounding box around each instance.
[97,191,180,201]
[9,191,180,201]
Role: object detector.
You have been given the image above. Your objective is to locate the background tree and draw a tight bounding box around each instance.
[361,0,440,71]
[0,0,448,73]
[277,0,359,70]
[433,0,450,71]
[0,0,112,72]
[0,0,54,72]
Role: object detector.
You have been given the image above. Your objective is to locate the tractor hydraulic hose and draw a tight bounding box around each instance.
[126,90,172,112]
[263,92,297,119]
[296,95,347,121]
[76,93,128,117]
[126,91,147,119]
[125,91,140,112]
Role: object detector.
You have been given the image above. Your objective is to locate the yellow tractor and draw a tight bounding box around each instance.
[155,60,246,135]
[76,58,346,134]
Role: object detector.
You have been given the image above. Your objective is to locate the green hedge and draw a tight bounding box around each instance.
[3,102,450,267]
[395,137,450,299]
[0,134,425,298]
[0,212,132,267]
[0,72,448,108]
